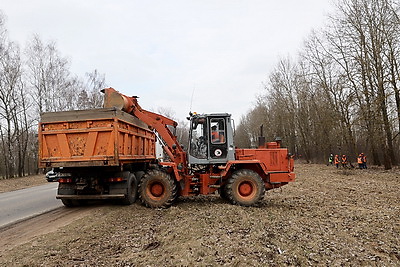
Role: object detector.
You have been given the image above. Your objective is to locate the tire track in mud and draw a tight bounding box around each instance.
[0,207,94,253]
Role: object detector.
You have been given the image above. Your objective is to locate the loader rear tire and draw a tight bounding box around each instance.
[139,170,177,208]
[226,169,265,206]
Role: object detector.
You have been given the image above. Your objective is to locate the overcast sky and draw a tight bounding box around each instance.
[1,0,333,122]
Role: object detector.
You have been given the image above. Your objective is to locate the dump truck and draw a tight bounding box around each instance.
[38,88,295,208]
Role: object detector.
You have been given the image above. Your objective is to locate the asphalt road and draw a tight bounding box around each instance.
[0,183,62,228]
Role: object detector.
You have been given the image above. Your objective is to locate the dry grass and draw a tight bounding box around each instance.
[0,174,47,193]
[0,164,399,266]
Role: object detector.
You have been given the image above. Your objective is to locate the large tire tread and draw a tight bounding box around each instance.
[225,169,265,206]
[138,169,177,208]
[219,184,229,200]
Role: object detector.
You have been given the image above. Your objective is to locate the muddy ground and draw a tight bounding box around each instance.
[0,164,399,266]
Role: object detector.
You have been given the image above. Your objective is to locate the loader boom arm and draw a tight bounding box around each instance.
[102,88,187,173]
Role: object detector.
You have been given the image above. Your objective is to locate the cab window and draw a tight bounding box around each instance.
[210,118,225,144]
[190,117,207,159]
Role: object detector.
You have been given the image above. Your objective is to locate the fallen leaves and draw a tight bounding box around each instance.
[0,164,399,266]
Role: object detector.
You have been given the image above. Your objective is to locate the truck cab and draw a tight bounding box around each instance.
[188,113,235,165]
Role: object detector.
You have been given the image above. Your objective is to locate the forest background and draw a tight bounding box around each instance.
[1,0,399,179]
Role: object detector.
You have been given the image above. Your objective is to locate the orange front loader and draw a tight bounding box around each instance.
[38,88,295,208]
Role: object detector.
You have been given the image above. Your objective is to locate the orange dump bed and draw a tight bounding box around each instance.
[39,108,156,168]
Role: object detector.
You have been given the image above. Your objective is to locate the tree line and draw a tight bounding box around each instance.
[0,12,105,179]
[235,0,400,169]
[4,0,398,177]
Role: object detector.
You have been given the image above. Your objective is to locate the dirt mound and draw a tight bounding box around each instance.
[0,164,399,266]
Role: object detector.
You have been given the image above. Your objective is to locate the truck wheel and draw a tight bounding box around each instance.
[139,170,177,208]
[226,169,265,206]
[61,199,81,207]
[120,172,138,205]
[135,171,145,181]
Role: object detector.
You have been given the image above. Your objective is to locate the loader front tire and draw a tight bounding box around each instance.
[219,184,229,200]
[226,169,265,206]
[139,170,177,208]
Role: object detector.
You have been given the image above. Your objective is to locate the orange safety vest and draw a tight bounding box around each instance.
[212,131,220,142]
[341,155,347,164]
[334,155,340,164]
[357,155,363,164]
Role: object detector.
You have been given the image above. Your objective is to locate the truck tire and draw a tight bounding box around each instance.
[139,170,177,208]
[120,172,138,205]
[225,169,265,206]
[135,171,145,181]
[58,183,82,207]
[61,199,81,207]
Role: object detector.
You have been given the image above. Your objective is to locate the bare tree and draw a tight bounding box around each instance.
[234,102,270,149]
[25,35,74,115]
[0,24,24,178]
[85,69,106,108]
[241,0,400,167]
[0,11,110,177]
[327,0,400,168]
[234,114,253,148]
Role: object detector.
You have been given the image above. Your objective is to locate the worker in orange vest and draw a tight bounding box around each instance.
[211,126,220,142]
[341,155,348,168]
[334,154,340,168]
[211,125,225,143]
[357,153,363,169]
[358,153,367,169]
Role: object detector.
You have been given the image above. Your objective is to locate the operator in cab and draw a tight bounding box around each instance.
[211,125,225,143]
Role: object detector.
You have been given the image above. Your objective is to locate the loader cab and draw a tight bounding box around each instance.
[188,113,235,165]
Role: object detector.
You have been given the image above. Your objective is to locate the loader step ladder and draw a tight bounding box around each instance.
[208,175,222,189]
